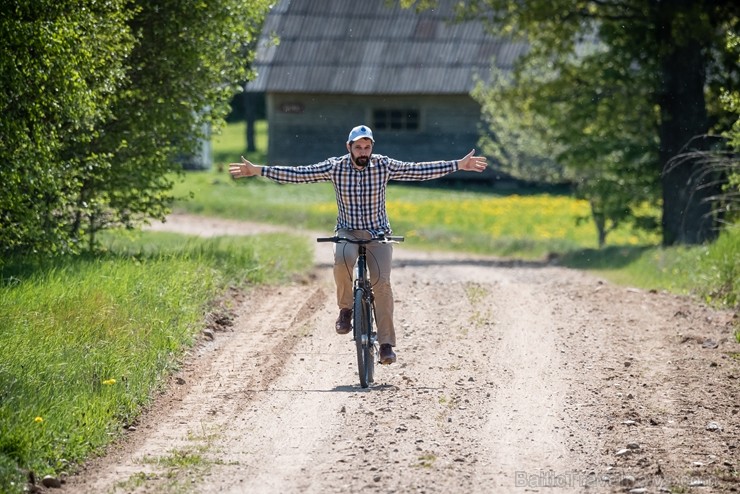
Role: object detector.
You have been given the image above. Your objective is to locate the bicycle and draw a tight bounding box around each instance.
[317,234,404,388]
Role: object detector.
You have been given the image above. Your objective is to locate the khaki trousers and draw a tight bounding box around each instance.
[333,229,395,347]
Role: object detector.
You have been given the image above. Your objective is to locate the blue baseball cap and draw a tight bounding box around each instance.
[347,125,374,143]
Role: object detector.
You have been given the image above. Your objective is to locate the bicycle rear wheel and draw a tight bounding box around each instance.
[353,288,373,388]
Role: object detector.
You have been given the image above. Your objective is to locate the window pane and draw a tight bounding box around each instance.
[372,108,420,131]
[406,110,419,129]
[373,109,387,130]
[390,110,403,129]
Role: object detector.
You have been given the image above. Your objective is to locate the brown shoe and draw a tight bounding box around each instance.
[335,308,352,334]
[379,344,396,365]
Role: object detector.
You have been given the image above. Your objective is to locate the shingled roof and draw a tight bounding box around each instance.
[246,0,528,95]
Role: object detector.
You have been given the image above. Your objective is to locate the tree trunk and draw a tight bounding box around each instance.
[590,201,608,248]
[243,91,257,153]
[655,2,717,246]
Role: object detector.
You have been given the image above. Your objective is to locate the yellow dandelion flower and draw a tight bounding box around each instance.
[102,378,117,386]
[34,416,43,423]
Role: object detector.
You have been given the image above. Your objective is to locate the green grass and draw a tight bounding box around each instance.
[189,121,739,313]
[0,231,311,491]
[211,120,267,167]
[558,227,740,306]
[171,170,659,255]
[174,173,739,317]
[171,170,337,228]
[186,121,660,255]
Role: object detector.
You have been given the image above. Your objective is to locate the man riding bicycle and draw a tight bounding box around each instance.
[229,125,487,364]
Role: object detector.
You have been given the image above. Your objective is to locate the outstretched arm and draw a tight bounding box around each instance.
[229,156,263,179]
[387,150,487,182]
[457,149,487,172]
[228,156,333,184]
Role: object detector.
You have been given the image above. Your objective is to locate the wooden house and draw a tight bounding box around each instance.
[245,0,527,179]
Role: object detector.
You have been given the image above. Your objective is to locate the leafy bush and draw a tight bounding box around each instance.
[0,0,271,257]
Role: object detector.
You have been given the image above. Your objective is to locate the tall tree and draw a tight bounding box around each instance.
[472,34,659,247]
[0,0,134,255]
[408,0,739,245]
[651,0,721,245]
[0,0,270,257]
[76,0,270,249]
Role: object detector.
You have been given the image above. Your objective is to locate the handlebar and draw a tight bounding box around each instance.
[316,235,405,244]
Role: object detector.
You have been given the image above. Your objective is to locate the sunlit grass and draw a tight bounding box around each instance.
[382,194,659,251]
[0,231,311,490]
[172,168,660,258]
[211,120,267,168]
[189,121,661,254]
[195,121,737,313]
[560,227,740,308]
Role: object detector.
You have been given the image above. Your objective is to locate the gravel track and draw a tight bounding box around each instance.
[65,214,739,494]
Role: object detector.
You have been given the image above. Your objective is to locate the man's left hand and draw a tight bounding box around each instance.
[457,149,487,172]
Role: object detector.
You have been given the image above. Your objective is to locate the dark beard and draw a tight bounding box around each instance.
[354,156,370,168]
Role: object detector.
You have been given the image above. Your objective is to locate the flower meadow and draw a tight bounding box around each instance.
[308,190,659,256]
[387,194,657,246]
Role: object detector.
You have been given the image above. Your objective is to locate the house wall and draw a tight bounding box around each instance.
[266,94,491,178]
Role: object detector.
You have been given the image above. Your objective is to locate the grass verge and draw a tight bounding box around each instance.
[559,227,739,309]
[196,118,739,331]
[172,165,739,318]
[0,231,312,491]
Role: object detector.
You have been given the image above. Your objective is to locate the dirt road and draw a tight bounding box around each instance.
[66,215,738,493]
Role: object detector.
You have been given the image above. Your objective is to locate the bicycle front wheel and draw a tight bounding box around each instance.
[353,288,373,388]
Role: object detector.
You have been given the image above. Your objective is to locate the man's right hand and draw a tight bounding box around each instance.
[228,156,262,179]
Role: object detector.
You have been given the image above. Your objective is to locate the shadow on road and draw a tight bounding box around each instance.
[242,383,443,393]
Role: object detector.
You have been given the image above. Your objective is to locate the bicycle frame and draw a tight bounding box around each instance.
[317,234,403,388]
[353,243,376,387]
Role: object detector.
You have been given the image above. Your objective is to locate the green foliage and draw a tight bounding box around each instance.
[718,29,740,226]
[0,0,135,256]
[0,231,311,489]
[0,0,271,258]
[439,0,739,245]
[723,28,740,150]
[472,43,660,247]
[86,0,271,242]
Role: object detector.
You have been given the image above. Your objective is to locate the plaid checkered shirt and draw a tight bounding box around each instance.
[262,154,459,235]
